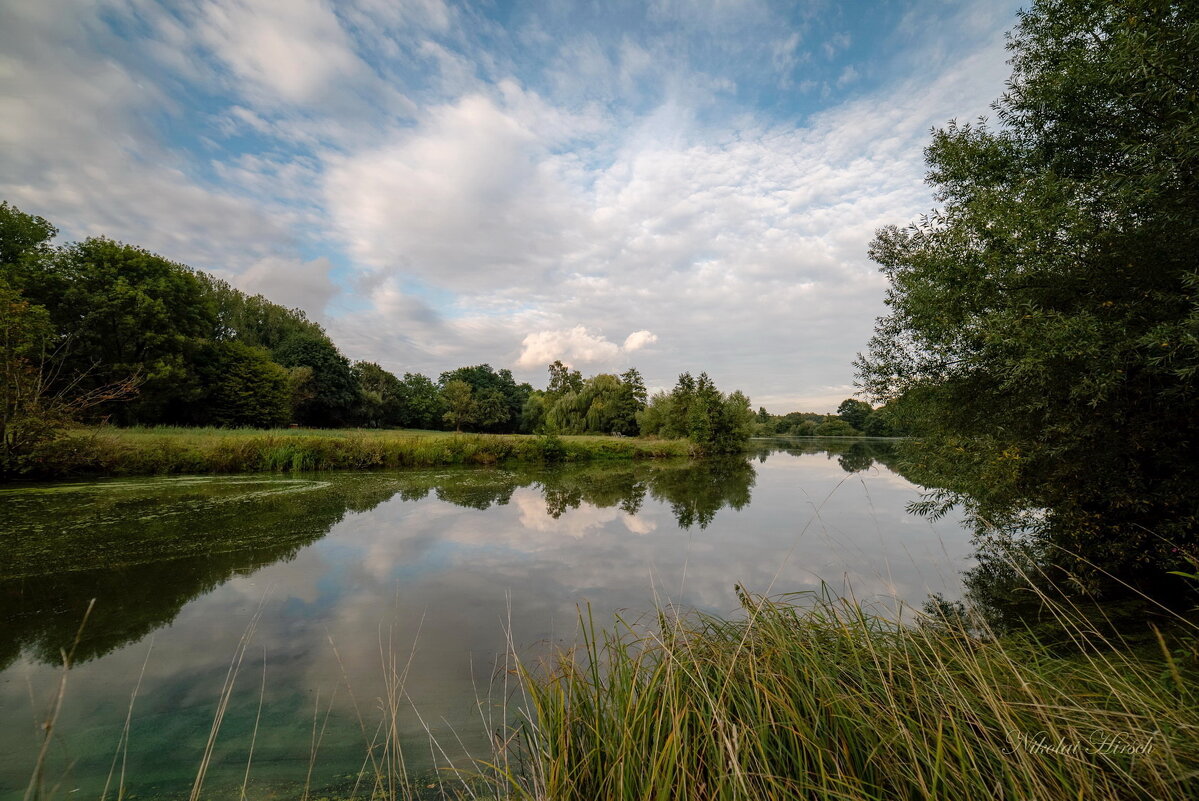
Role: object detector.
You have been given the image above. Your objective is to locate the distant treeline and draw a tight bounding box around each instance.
[1,202,753,465]
[754,398,905,437]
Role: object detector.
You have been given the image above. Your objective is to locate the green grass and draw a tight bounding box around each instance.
[505,590,1199,801]
[21,426,695,478]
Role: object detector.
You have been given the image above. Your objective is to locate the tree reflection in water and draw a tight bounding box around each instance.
[0,458,758,668]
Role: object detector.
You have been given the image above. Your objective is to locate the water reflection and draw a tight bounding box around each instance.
[750,437,909,476]
[387,456,755,528]
[0,446,969,800]
[0,476,404,669]
[0,461,758,672]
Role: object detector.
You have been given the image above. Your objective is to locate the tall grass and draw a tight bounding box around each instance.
[507,590,1199,801]
[23,428,694,478]
[22,588,1199,800]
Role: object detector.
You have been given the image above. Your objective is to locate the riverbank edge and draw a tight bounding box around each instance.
[15,428,697,479]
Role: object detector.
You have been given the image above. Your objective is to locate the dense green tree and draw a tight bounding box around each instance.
[861,411,893,437]
[537,361,648,435]
[0,202,56,278]
[192,341,290,428]
[195,273,325,350]
[273,333,359,426]
[441,379,477,432]
[521,390,550,433]
[352,361,406,428]
[1,285,58,470]
[637,372,753,453]
[636,391,670,436]
[856,0,1199,616]
[544,387,586,433]
[666,372,696,439]
[769,411,822,436]
[613,367,647,435]
[687,373,721,444]
[438,364,528,433]
[28,238,217,423]
[814,418,861,437]
[1,284,139,471]
[836,398,873,431]
[546,360,584,397]
[475,387,511,429]
[399,372,444,429]
[546,373,628,434]
[713,391,756,453]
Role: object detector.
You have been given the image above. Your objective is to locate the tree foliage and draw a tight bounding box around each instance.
[28,238,218,422]
[273,333,359,426]
[638,372,754,453]
[438,364,528,433]
[836,398,873,431]
[0,201,56,273]
[192,341,290,428]
[441,379,477,432]
[0,284,139,472]
[856,0,1199,614]
[523,362,648,436]
[399,372,445,429]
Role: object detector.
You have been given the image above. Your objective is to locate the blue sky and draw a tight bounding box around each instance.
[0,0,1023,410]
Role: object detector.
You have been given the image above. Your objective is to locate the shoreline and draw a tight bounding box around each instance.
[13,427,697,480]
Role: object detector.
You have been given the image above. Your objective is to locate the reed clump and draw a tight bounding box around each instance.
[21,428,694,478]
[509,591,1199,801]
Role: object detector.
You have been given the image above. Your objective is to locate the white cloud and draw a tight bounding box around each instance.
[345,0,452,32]
[197,0,367,105]
[0,0,294,273]
[517,325,656,369]
[233,256,339,319]
[323,91,591,289]
[623,330,657,351]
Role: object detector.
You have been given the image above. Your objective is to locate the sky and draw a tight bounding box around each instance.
[0,0,1023,411]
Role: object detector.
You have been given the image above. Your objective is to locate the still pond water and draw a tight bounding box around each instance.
[0,440,970,799]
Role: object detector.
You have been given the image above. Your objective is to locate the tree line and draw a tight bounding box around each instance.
[1,203,754,470]
[752,398,905,438]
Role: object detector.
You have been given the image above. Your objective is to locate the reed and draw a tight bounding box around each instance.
[505,590,1199,801]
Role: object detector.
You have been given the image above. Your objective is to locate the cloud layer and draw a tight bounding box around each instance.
[0,0,1023,410]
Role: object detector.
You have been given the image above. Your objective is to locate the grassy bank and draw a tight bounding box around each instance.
[509,592,1199,801]
[22,426,694,478]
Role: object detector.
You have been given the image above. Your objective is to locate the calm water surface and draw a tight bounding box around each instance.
[0,441,970,799]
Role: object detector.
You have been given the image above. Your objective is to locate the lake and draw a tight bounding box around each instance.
[0,440,971,800]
